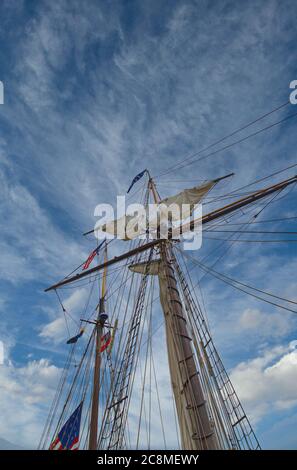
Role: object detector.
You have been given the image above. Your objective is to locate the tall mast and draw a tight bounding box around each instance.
[149,177,219,449]
[89,243,108,450]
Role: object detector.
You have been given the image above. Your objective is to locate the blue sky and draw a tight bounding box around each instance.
[0,0,297,449]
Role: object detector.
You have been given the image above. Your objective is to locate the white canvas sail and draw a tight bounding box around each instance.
[158,180,215,221]
[98,180,215,240]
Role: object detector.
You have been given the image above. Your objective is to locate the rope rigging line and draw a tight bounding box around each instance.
[149,315,168,449]
[191,184,292,283]
[176,247,297,315]
[203,237,297,243]
[49,329,96,446]
[223,163,297,196]
[181,245,297,308]
[172,248,260,449]
[41,326,96,449]
[205,215,297,226]
[114,249,156,450]
[155,101,292,177]
[204,229,297,234]
[156,165,297,221]
[97,244,155,449]
[136,275,155,449]
[38,344,77,449]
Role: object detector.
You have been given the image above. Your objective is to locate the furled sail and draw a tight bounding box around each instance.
[99,214,140,241]
[158,180,215,221]
[97,180,215,240]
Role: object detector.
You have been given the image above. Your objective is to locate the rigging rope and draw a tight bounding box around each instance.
[177,248,297,315]
[155,101,292,177]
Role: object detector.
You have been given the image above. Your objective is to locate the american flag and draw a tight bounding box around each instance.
[83,240,105,270]
[100,331,111,353]
[49,402,83,450]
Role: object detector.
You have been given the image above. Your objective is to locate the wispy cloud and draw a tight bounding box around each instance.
[0,0,297,448]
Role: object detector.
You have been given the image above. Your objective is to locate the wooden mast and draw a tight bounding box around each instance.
[149,176,218,449]
[89,243,108,450]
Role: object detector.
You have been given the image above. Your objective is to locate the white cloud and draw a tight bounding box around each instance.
[230,344,297,422]
[39,288,88,343]
[238,308,293,338]
[0,358,61,448]
[197,250,297,356]
[39,317,66,344]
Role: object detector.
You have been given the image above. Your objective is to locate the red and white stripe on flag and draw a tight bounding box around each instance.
[83,250,97,270]
[100,331,111,353]
[49,436,79,451]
